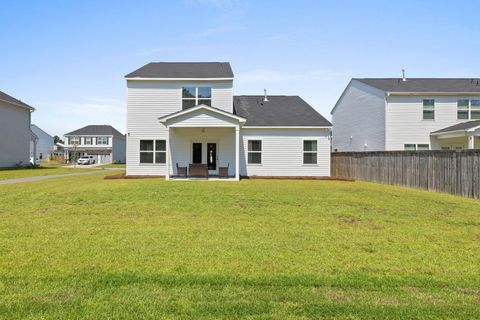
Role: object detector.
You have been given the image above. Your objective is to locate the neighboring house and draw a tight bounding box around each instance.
[53,142,65,157]
[0,90,36,167]
[64,125,126,164]
[331,78,480,151]
[125,62,332,179]
[30,124,54,162]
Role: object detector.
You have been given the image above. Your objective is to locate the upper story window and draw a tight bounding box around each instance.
[182,87,212,110]
[423,99,435,120]
[471,100,480,119]
[457,99,469,120]
[84,137,93,145]
[69,136,81,145]
[458,99,480,120]
[96,136,108,145]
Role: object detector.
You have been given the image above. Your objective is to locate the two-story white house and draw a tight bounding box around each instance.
[64,125,126,164]
[0,90,37,168]
[125,62,332,179]
[331,78,480,151]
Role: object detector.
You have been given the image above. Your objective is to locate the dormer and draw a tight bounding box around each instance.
[125,62,234,114]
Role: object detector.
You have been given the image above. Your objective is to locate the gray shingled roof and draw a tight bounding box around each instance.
[432,120,480,134]
[356,78,480,93]
[233,96,332,127]
[0,90,35,110]
[65,125,125,138]
[125,62,234,79]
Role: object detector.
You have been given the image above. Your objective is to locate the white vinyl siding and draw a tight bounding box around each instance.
[386,95,480,150]
[331,80,386,152]
[240,129,330,177]
[126,80,233,176]
[0,101,31,167]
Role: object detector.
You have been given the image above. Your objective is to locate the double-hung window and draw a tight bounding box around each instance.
[303,140,318,164]
[404,144,416,151]
[140,140,166,164]
[471,100,480,119]
[84,137,92,145]
[423,99,435,120]
[247,140,262,164]
[457,99,469,120]
[182,87,212,110]
[97,136,108,145]
[70,136,80,145]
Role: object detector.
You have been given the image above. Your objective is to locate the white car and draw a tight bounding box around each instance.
[77,156,96,165]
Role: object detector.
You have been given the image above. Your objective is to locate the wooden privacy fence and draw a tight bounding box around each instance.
[331,150,480,199]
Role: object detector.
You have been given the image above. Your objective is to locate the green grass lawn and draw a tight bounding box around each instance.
[0,165,96,181]
[96,163,126,169]
[0,174,479,319]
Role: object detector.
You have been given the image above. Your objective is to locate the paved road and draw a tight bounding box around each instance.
[0,169,119,185]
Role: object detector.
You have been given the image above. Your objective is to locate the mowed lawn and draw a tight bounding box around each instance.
[0,173,479,319]
[0,165,95,181]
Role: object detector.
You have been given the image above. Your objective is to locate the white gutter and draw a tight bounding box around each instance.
[387,91,480,96]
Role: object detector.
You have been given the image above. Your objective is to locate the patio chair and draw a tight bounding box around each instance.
[219,163,229,178]
[176,163,188,178]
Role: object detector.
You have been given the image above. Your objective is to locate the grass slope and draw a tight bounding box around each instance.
[0,174,479,319]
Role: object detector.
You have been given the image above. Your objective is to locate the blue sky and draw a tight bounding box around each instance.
[1,0,479,137]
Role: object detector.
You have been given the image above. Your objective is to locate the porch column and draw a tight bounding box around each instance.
[468,134,475,149]
[235,126,240,180]
[166,127,170,180]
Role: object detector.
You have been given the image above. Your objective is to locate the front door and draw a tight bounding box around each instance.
[192,143,202,163]
[207,143,217,170]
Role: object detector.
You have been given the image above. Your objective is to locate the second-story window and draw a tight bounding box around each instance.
[70,136,81,145]
[457,99,469,120]
[96,136,108,145]
[182,87,212,110]
[423,99,435,120]
[471,100,480,119]
[84,137,93,145]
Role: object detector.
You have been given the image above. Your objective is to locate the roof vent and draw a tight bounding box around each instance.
[263,89,269,102]
[402,69,406,82]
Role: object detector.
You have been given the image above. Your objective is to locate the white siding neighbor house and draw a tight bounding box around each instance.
[0,90,36,167]
[30,124,54,162]
[126,62,331,179]
[332,78,480,151]
[64,125,126,164]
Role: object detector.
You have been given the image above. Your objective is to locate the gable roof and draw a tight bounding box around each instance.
[431,120,480,135]
[31,124,53,139]
[233,95,332,127]
[356,78,480,94]
[159,104,246,124]
[125,62,234,79]
[65,125,125,138]
[0,90,35,110]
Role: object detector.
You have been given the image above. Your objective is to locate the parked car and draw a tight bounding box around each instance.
[77,155,96,165]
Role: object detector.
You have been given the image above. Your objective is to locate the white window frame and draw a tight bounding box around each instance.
[182,87,212,109]
[70,136,81,145]
[422,99,435,120]
[417,144,430,151]
[247,139,262,165]
[139,139,166,165]
[404,144,416,151]
[84,137,93,145]
[470,99,480,120]
[303,139,318,165]
[97,136,108,145]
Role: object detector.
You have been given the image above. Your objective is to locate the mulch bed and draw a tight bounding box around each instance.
[105,173,354,181]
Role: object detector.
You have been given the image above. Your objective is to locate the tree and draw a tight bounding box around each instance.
[54,135,64,144]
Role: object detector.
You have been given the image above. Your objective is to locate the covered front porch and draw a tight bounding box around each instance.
[159,105,246,181]
[431,120,480,150]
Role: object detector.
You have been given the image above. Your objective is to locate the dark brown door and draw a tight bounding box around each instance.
[207,143,216,170]
[192,143,202,163]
